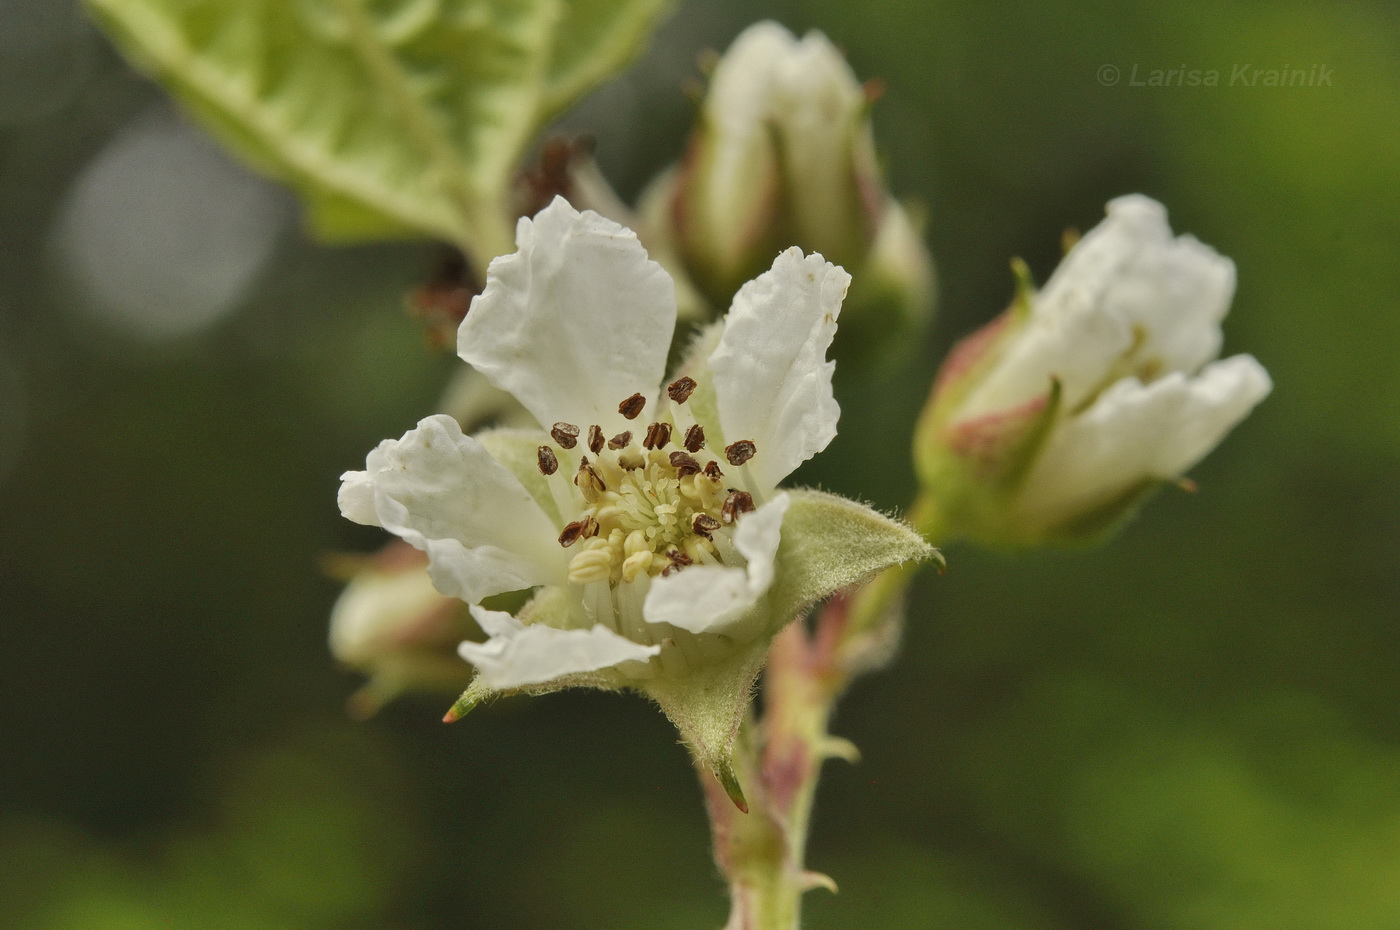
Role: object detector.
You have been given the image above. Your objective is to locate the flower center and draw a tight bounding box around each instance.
[535,380,758,587]
[566,449,728,584]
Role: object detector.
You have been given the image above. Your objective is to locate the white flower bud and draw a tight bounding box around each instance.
[915,195,1272,546]
[328,542,475,717]
[638,22,934,366]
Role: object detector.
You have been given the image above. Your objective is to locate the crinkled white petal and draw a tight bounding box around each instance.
[709,250,847,491]
[1019,354,1272,528]
[338,415,566,604]
[459,605,660,690]
[337,470,379,526]
[959,195,1236,419]
[642,493,791,634]
[459,197,676,431]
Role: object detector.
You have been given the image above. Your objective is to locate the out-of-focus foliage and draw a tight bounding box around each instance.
[2,0,1398,928]
[84,0,670,257]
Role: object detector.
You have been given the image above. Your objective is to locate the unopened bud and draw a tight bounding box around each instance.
[914,195,1271,547]
[639,21,934,368]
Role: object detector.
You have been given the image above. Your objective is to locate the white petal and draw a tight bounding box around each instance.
[1019,355,1272,528]
[460,605,659,689]
[458,197,676,431]
[708,249,848,490]
[341,414,567,604]
[1076,195,1235,375]
[643,493,791,634]
[958,195,1236,419]
[337,469,379,526]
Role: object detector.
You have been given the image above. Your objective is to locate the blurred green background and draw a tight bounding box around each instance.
[2,0,1398,927]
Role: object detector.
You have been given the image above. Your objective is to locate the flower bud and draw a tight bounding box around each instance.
[639,21,933,368]
[914,195,1272,547]
[327,542,477,717]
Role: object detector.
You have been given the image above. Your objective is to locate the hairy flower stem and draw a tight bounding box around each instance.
[701,494,947,929]
[702,621,840,930]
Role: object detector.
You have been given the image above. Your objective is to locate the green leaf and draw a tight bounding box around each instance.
[544,0,672,119]
[85,0,672,264]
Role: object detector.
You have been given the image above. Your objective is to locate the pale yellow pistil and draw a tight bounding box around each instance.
[566,449,729,585]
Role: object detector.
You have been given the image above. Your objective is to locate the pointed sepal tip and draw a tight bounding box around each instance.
[718,760,749,813]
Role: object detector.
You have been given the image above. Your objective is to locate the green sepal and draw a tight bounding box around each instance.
[763,490,935,636]
[643,489,934,804]
[444,490,934,800]
[641,641,766,812]
[914,259,1036,439]
[914,377,1064,546]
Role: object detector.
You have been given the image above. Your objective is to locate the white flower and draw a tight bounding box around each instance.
[917,194,1272,544]
[339,197,853,691]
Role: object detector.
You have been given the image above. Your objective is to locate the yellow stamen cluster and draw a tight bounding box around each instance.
[566,450,729,585]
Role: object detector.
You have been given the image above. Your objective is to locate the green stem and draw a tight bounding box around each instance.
[702,493,951,929]
[703,625,837,930]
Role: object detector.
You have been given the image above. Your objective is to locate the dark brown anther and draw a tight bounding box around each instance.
[683,424,706,453]
[587,424,604,454]
[667,376,697,404]
[608,431,632,450]
[662,549,694,576]
[574,456,606,495]
[643,421,672,450]
[618,393,646,420]
[691,513,722,539]
[550,422,580,449]
[537,446,559,476]
[721,490,755,524]
[725,440,756,466]
[558,517,594,548]
[669,451,701,477]
[703,461,724,480]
